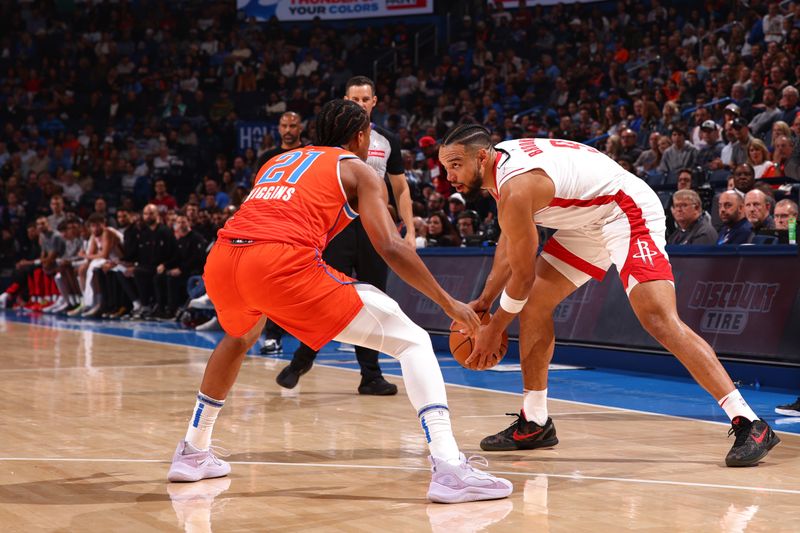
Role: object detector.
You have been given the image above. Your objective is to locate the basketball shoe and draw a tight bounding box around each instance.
[775,397,800,417]
[427,453,513,504]
[480,412,558,451]
[276,361,313,389]
[167,440,231,482]
[725,417,780,467]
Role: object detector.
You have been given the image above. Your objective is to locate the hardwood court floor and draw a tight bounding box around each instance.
[0,319,798,532]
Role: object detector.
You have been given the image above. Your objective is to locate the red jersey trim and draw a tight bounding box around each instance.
[542,238,606,281]
[489,152,502,200]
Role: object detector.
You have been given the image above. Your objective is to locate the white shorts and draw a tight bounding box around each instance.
[540,189,674,294]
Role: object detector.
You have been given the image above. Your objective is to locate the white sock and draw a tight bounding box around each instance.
[132,300,142,312]
[184,391,225,451]
[718,389,758,422]
[523,388,549,425]
[419,404,460,464]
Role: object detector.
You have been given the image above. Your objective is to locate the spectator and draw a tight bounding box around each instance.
[658,128,697,183]
[456,210,484,246]
[634,132,666,176]
[256,112,304,168]
[744,189,775,232]
[619,128,642,163]
[748,87,781,139]
[773,199,799,230]
[728,118,755,168]
[153,213,207,320]
[0,223,40,308]
[667,190,717,245]
[132,204,177,318]
[717,190,753,245]
[447,193,466,224]
[47,194,67,230]
[747,139,773,179]
[604,134,622,161]
[762,135,798,180]
[426,211,460,247]
[151,179,178,210]
[696,120,725,173]
[419,136,449,197]
[412,216,428,249]
[779,85,799,125]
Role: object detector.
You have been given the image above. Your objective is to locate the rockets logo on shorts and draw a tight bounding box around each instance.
[632,238,658,265]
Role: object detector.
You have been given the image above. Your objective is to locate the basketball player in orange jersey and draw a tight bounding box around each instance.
[438,124,779,467]
[167,101,513,504]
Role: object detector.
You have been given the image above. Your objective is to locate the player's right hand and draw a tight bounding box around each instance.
[468,299,489,313]
[447,300,480,337]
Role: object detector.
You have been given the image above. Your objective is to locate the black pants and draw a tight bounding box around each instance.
[154,272,188,311]
[114,271,139,305]
[95,268,128,311]
[291,219,388,380]
[133,265,156,306]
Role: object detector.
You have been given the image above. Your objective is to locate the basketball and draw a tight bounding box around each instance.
[449,311,508,370]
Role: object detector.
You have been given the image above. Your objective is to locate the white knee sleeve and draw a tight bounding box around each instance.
[334,285,448,412]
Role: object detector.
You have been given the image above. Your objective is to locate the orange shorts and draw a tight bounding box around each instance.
[203,241,364,350]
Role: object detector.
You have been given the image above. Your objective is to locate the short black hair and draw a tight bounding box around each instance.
[315,99,369,148]
[345,76,375,97]
[442,123,492,150]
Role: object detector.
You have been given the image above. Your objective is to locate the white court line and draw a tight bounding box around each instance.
[10,318,800,437]
[0,456,798,496]
[0,362,209,373]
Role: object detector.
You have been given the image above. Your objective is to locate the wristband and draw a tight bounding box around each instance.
[499,289,528,314]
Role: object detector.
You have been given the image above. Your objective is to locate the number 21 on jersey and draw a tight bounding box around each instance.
[255,150,324,186]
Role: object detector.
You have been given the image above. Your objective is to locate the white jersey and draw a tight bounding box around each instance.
[494,138,662,230]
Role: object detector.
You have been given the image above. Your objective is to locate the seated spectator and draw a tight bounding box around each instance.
[151,179,178,210]
[425,211,460,247]
[456,210,485,246]
[619,128,642,163]
[657,128,697,184]
[763,135,800,180]
[412,216,428,248]
[153,213,207,320]
[47,194,68,230]
[744,189,775,232]
[717,190,753,245]
[447,193,466,224]
[604,134,622,161]
[728,118,755,168]
[634,132,664,176]
[748,87,781,139]
[747,139,773,179]
[668,190,718,245]
[773,199,799,230]
[46,218,85,313]
[696,120,725,172]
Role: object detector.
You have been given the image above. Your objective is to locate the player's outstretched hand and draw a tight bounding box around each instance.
[446,300,480,338]
[465,326,503,370]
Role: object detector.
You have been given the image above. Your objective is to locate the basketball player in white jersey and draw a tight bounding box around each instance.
[438,124,779,467]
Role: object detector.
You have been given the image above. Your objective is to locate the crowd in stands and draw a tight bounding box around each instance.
[2,0,800,320]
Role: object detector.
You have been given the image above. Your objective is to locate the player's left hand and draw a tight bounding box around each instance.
[465,324,502,370]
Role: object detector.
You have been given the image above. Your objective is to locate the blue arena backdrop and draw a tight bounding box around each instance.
[388,246,800,366]
[237,0,433,21]
[236,121,278,153]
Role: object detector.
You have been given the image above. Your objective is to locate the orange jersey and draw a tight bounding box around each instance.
[218,146,359,250]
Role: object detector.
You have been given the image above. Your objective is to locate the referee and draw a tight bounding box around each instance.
[276,76,415,395]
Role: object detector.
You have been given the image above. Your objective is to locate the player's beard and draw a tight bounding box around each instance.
[462,163,484,203]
